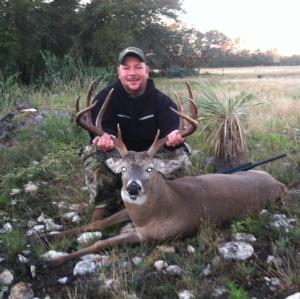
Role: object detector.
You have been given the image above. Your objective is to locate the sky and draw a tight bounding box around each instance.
[180,0,300,56]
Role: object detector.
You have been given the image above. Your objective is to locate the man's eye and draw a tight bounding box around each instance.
[146,167,153,173]
[121,167,127,173]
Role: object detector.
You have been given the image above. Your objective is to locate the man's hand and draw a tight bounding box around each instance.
[92,133,115,151]
[166,130,184,147]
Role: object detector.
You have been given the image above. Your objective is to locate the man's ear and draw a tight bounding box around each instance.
[153,158,185,176]
[105,158,123,174]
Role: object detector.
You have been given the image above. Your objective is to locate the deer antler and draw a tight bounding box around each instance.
[147,82,198,157]
[75,84,128,158]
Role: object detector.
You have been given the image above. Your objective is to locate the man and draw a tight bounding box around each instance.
[82,47,191,221]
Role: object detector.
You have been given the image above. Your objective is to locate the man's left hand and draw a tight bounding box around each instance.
[166,130,184,147]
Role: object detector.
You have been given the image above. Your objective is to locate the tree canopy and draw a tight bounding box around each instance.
[1,0,299,83]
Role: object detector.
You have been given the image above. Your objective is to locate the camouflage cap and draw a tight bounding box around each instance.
[118,47,146,64]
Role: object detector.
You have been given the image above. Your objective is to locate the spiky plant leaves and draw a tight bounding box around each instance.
[198,83,258,171]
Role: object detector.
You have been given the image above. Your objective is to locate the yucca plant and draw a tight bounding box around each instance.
[198,83,256,171]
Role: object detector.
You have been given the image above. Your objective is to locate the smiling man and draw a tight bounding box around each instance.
[82,47,192,221]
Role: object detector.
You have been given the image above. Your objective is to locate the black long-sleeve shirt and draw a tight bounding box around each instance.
[90,79,180,152]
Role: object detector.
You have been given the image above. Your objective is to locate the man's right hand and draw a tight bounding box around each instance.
[92,133,115,151]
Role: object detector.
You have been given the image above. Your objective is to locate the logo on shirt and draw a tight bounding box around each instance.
[117,114,131,119]
[139,114,154,121]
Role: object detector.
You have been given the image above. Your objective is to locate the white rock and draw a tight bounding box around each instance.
[178,290,194,299]
[77,232,102,245]
[33,225,45,232]
[72,215,81,223]
[80,254,110,267]
[132,256,142,266]
[187,245,195,253]
[267,255,283,266]
[10,188,21,196]
[37,213,47,223]
[0,269,14,285]
[156,245,175,253]
[166,265,183,276]
[63,211,78,220]
[259,209,268,216]
[0,222,13,234]
[18,254,29,264]
[11,199,17,206]
[30,265,36,278]
[21,108,38,113]
[154,260,168,271]
[41,250,68,259]
[57,201,67,209]
[73,260,96,276]
[234,233,257,242]
[218,241,254,261]
[63,212,81,223]
[104,278,119,289]
[24,182,38,194]
[44,219,62,231]
[212,286,227,297]
[26,225,44,236]
[9,282,34,299]
[202,264,212,276]
[57,277,68,285]
[0,257,5,263]
[270,213,295,232]
[285,293,300,299]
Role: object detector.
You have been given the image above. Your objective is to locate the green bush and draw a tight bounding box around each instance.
[41,50,116,87]
[0,73,25,111]
[227,281,250,299]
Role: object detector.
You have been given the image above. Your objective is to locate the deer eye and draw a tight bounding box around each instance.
[121,167,127,173]
[146,167,153,173]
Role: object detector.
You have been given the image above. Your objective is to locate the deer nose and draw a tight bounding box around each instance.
[126,181,141,196]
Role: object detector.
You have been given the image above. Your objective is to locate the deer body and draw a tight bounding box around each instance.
[120,168,286,243]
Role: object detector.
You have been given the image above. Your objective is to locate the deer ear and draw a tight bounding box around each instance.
[153,158,185,176]
[105,158,123,174]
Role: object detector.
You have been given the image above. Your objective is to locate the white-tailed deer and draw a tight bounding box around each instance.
[44,82,287,268]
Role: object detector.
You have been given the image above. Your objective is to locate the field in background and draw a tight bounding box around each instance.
[0,66,300,298]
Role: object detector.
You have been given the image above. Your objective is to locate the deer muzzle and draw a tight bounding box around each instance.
[126,181,142,200]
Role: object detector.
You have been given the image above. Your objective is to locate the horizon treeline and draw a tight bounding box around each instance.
[1,0,300,84]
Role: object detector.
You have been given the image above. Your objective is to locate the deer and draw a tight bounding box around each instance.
[43,82,287,268]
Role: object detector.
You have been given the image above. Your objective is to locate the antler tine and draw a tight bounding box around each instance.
[75,99,101,136]
[146,130,168,158]
[84,80,97,124]
[173,92,184,131]
[75,87,128,157]
[147,94,198,157]
[95,88,128,158]
[185,81,193,100]
[170,101,198,137]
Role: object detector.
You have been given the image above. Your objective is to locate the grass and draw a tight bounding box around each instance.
[0,66,300,298]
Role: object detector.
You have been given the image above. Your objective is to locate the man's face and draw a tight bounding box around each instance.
[117,56,149,95]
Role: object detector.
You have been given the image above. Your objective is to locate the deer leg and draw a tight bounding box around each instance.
[44,231,141,268]
[47,208,130,240]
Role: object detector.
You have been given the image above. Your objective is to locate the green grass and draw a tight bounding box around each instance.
[0,68,300,298]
